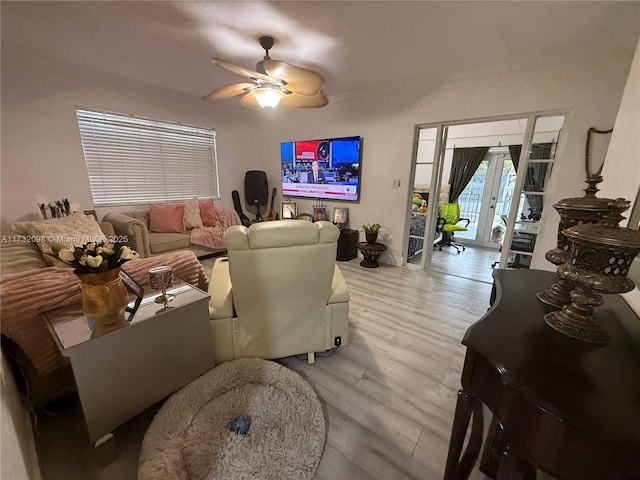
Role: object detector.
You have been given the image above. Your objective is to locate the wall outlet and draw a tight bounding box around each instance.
[334,336,342,347]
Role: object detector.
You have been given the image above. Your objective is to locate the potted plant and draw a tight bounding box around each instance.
[362,222,382,244]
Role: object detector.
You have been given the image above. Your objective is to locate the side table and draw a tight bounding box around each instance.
[43,280,216,450]
[337,228,359,261]
[444,269,640,480]
[357,242,387,268]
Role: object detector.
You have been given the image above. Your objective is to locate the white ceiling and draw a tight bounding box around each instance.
[2,1,640,105]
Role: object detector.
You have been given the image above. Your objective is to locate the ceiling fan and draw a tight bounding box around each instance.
[203,36,328,109]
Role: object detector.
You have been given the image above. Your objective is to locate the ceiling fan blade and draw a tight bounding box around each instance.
[262,60,324,96]
[239,92,260,108]
[279,90,329,109]
[211,58,274,83]
[202,83,254,101]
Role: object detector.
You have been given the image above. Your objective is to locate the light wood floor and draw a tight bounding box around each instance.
[34,256,499,480]
[409,244,501,285]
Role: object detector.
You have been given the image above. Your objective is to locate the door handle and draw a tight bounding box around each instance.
[490,205,495,209]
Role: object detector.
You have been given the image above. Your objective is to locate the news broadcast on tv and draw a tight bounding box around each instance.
[280,136,361,202]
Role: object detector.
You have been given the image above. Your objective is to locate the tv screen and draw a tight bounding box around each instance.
[280,136,361,202]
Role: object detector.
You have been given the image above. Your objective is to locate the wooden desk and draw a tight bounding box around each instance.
[444,269,640,480]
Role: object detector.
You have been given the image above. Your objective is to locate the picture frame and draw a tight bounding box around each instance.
[119,269,144,322]
[312,207,328,222]
[281,201,297,220]
[333,207,349,228]
[295,213,313,222]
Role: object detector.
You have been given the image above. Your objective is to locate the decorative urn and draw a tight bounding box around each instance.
[544,223,640,345]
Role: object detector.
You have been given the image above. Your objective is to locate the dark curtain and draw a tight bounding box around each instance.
[509,143,552,220]
[508,145,522,171]
[448,147,489,203]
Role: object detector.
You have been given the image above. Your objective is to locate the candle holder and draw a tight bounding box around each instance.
[149,266,175,304]
[544,224,640,344]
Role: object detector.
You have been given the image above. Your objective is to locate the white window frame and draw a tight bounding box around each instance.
[76,108,219,207]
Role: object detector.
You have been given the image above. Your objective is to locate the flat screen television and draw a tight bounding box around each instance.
[280,136,361,202]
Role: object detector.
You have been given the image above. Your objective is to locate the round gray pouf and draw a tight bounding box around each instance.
[138,357,325,480]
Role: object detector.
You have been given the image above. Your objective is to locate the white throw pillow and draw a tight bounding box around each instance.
[184,198,204,229]
[13,212,107,266]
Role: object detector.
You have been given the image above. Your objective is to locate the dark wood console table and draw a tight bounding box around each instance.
[444,269,640,480]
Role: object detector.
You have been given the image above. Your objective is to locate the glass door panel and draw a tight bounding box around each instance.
[501,114,567,269]
[456,160,488,242]
[414,163,434,187]
[406,126,444,268]
[454,152,516,248]
[485,156,516,249]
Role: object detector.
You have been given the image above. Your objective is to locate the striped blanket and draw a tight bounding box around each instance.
[0,250,208,376]
[190,208,241,250]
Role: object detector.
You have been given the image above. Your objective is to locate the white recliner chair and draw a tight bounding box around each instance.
[208,220,350,364]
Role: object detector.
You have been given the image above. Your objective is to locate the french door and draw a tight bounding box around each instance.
[406,125,447,270]
[456,152,516,248]
[405,111,568,271]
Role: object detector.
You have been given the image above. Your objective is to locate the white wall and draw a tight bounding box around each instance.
[600,37,640,225]
[0,50,268,231]
[263,51,635,267]
[1,39,637,268]
[599,38,640,315]
[0,23,637,478]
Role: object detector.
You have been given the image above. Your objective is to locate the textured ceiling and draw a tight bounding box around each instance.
[2,1,640,104]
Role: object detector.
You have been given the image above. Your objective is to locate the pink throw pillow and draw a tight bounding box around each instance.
[149,203,186,233]
[198,199,216,227]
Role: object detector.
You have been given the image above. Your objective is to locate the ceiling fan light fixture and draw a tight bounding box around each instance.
[251,85,285,108]
[208,36,326,109]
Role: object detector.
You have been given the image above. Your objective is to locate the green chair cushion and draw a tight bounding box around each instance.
[443,225,468,232]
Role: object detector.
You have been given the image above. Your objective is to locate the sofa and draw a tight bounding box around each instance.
[208,220,350,365]
[1,215,117,406]
[1,213,209,407]
[104,202,241,258]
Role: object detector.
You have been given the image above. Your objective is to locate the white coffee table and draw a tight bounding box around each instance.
[44,279,216,451]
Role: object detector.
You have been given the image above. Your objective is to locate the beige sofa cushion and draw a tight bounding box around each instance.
[148,232,191,254]
[122,210,150,228]
[184,198,204,229]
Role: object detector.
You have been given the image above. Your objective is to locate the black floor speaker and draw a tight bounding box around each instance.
[244,171,268,206]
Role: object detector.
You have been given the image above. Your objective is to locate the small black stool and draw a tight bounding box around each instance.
[337,229,358,261]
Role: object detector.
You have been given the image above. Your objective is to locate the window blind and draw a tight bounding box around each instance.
[76,109,219,207]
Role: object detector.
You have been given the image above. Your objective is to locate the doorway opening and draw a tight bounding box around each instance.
[404,113,567,284]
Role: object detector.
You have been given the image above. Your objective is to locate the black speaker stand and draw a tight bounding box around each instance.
[253,204,263,222]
